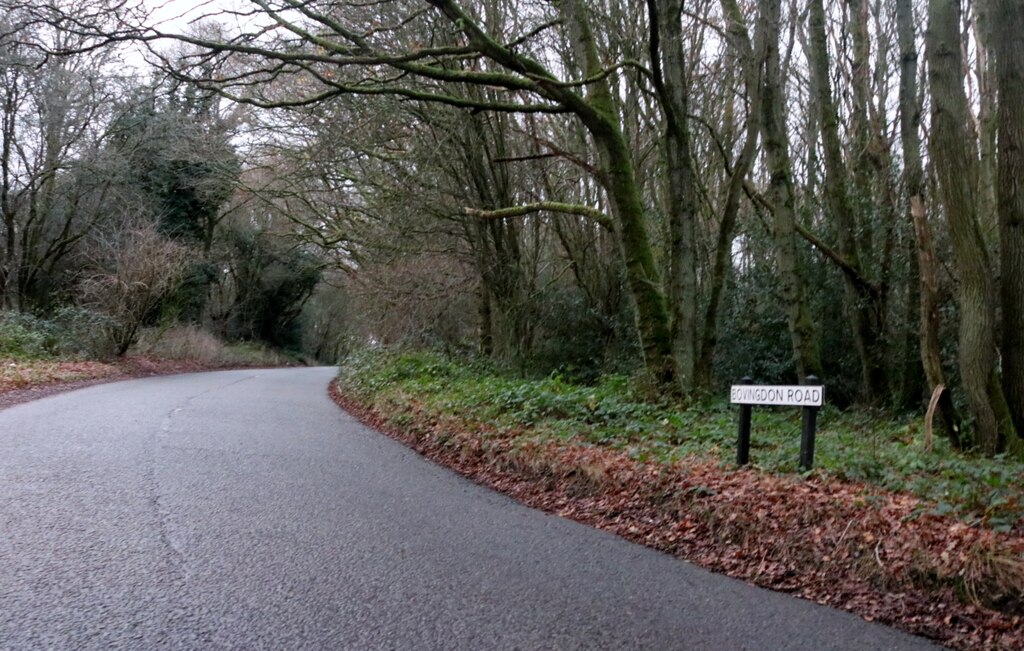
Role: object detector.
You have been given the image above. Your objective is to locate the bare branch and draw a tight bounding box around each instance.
[465,201,614,231]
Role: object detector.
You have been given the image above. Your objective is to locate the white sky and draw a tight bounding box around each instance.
[123,0,256,72]
[146,0,232,34]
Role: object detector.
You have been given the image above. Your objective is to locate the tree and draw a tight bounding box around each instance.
[0,0,134,311]
[647,0,699,388]
[897,0,960,446]
[108,84,239,254]
[991,0,1024,440]
[217,223,320,348]
[806,0,888,403]
[134,0,684,386]
[926,0,1015,453]
[693,0,764,389]
[79,223,190,355]
[756,0,822,381]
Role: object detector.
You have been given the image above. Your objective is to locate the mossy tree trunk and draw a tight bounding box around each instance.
[647,0,699,390]
[926,0,1015,454]
[896,0,962,446]
[557,0,676,386]
[991,0,1024,439]
[807,0,888,404]
[757,0,823,381]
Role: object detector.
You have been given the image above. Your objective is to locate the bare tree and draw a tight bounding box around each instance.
[897,0,961,446]
[756,0,822,381]
[990,0,1024,439]
[79,222,190,355]
[0,1,130,310]
[806,0,888,402]
[926,0,1015,453]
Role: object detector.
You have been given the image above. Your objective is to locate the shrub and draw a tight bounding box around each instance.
[0,316,50,359]
[0,308,117,360]
[133,325,295,367]
[79,225,191,355]
[46,307,120,358]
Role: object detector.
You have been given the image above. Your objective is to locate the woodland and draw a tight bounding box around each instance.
[0,0,1022,461]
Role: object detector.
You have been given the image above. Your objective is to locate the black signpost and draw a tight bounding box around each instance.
[731,376,824,470]
[736,377,753,466]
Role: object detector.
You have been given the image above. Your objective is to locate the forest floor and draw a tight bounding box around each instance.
[332,350,1024,651]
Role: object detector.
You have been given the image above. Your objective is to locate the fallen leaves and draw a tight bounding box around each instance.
[0,359,122,392]
[0,355,283,410]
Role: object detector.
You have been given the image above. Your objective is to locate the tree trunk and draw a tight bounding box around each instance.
[897,0,962,446]
[991,0,1024,438]
[974,1,999,244]
[807,0,887,403]
[758,0,822,381]
[694,0,765,388]
[848,0,876,263]
[560,0,676,385]
[926,0,1012,454]
[648,0,699,390]
[0,71,19,311]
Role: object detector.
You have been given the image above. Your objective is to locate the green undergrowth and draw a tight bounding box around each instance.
[0,308,116,360]
[338,349,1024,534]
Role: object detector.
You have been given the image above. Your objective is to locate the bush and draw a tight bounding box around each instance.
[79,225,191,355]
[46,307,120,358]
[133,325,296,367]
[0,316,50,359]
[0,308,117,360]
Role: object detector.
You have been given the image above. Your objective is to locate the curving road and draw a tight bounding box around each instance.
[0,368,936,650]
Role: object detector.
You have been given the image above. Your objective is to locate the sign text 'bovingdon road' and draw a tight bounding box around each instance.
[729,384,823,407]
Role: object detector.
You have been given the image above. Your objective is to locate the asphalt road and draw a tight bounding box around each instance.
[0,367,938,650]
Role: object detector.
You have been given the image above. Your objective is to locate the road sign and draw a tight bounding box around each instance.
[730,384,823,407]
[731,377,825,470]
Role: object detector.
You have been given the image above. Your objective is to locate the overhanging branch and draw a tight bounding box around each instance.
[465,201,614,231]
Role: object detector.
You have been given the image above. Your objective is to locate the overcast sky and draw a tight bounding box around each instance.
[123,0,251,72]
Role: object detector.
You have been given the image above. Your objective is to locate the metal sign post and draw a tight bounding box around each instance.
[799,375,821,470]
[736,377,753,465]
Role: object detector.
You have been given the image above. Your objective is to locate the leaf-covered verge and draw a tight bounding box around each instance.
[0,327,299,409]
[0,354,293,412]
[332,349,1024,650]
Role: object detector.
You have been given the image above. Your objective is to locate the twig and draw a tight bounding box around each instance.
[831,519,856,559]
[924,384,944,452]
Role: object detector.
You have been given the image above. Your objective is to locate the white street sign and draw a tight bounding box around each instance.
[730,384,823,407]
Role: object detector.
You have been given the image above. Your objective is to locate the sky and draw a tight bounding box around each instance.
[124,0,252,71]
[146,0,229,34]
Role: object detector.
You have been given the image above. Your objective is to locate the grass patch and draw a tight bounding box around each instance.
[339,348,1024,534]
[132,326,298,367]
[0,359,122,391]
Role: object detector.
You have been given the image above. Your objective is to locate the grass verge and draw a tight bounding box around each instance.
[333,349,1024,650]
[132,326,299,367]
[1,327,297,407]
[0,359,123,392]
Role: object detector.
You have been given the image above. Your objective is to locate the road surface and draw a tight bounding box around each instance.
[0,367,937,650]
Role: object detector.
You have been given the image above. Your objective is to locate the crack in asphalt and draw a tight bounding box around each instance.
[159,374,257,432]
